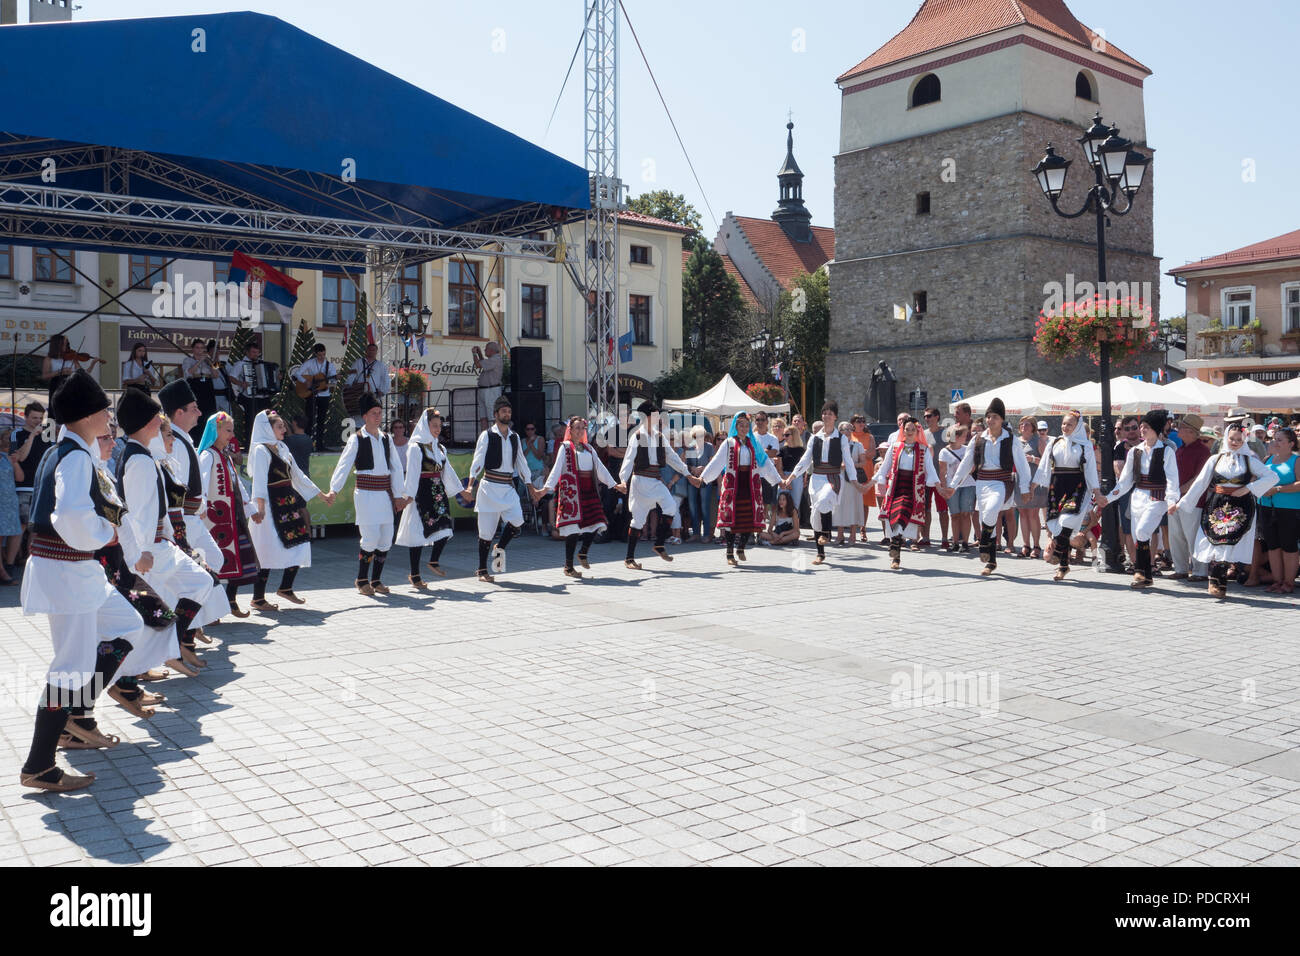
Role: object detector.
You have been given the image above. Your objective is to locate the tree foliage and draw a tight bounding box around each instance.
[326,288,369,436]
[627,189,703,251]
[775,268,831,412]
[682,241,749,379]
[226,322,255,440]
[272,318,314,422]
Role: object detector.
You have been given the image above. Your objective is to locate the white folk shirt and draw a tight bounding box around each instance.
[618,426,692,485]
[329,429,406,526]
[151,429,223,569]
[947,429,1032,525]
[1184,451,1278,565]
[1031,436,1100,534]
[880,443,939,538]
[296,356,336,397]
[349,357,391,395]
[698,437,781,485]
[118,440,193,586]
[19,430,118,615]
[182,355,215,380]
[542,444,617,494]
[469,425,533,515]
[1107,440,1181,542]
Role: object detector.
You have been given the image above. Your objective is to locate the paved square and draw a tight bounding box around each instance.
[2,530,1298,867]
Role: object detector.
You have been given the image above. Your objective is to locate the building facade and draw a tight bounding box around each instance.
[0,209,686,420]
[826,0,1161,418]
[1172,228,1300,385]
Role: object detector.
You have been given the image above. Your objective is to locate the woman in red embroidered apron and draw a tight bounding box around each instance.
[539,417,624,578]
[197,411,260,617]
[699,412,782,566]
[877,417,939,570]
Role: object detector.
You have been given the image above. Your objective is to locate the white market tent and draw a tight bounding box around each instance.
[947,378,1068,417]
[1237,375,1300,411]
[1159,377,1235,416]
[1054,376,1196,414]
[661,373,790,416]
[1219,378,1275,402]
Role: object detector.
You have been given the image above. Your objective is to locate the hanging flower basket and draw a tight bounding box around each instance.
[745,382,785,406]
[394,367,430,397]
[1034,296,1155,365]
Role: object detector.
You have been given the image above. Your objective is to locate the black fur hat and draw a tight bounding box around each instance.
[493,394,513,413]
[50,369,110,425]
[117,386,162,435]
[1142,409,1168,432]
[358,391,382,415]
[157,378,197,417]
[986,397,1007,421]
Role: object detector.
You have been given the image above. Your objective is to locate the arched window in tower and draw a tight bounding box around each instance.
[1075,70,1097,102]
[910,73,941,108]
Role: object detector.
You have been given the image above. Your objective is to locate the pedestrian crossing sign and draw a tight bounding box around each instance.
[951,389,964,401]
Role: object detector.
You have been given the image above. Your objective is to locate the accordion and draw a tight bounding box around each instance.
[248,360,279,397]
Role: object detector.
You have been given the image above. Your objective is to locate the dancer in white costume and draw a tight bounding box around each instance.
[465,395,532,582]
[946,397,1032,576]
[396,407,467,588]
[1097,410,1180,589]
[618,401,700,570]
[1031,409,1100,581]
[783,401,857,565]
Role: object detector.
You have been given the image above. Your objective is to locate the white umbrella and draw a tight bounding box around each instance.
[946,378,1068,417]
[1160,377,1235,416]
[1219,378,1274,402]
[1052,376,1194,415]
[1237,375,1300,411]
[660,372,790,416]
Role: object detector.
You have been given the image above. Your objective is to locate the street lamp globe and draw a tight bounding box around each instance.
[749,328,769,353]
[773,334,786,354]
[1032,145,1071,200]
[1098,130,1133,183]
[399,295,414,320]
[1120,149,1151,196]
[1078,113,1113,169]
[418,304,432,332]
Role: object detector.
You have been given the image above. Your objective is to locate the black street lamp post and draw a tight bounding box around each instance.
[1032,113,1151,573]
[749,326,789,405]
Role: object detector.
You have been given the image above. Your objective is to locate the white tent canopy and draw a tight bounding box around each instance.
[1054,376,1195,414]
[1159,377,1235,416]
[661,373,790,416]
[1237,375,1300,411]
[947,378,1068,417]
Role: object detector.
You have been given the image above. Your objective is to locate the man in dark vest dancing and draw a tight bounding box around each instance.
[618,401,701,570]
[465,395,533,582]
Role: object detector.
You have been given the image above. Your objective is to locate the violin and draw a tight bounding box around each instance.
[59,340,106,368]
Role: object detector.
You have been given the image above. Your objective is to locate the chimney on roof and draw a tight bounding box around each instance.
[772,121,812,242]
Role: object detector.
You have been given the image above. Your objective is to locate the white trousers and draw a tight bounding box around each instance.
[477,505,522,540]
[1169,504,1207,575]
[808,473,840,515]
[360,521,395,552]
[45,590,143,691]
[628,475,679,529]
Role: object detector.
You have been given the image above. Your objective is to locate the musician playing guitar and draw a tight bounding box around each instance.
[294,343,338,451]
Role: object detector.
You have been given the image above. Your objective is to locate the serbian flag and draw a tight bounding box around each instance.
[228,252,301,322]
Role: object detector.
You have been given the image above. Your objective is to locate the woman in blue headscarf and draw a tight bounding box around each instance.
[699,411,781,565]
[195,411,260,616]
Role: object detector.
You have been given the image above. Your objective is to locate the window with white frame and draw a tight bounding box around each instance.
[629,294,653,345]
[1283,282,1300,334]
[1222,287,1254,328]
[521,284,548,339]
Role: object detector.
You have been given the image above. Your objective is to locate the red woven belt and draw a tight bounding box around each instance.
[153,519,166,543]
[978,469,1013,481]
[356,474,391,491]
[183,496,203,515]
[30,534,94,562]
[420,469,443,479]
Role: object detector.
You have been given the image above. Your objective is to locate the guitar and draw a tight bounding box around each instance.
[294,367,337,399]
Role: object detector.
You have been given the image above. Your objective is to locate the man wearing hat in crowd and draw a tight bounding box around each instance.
[1097,409,1181,588]
[618,400,701,569]
[465,394,533,582]
[1170,412,1211,581]
[19,370,147,792]
[329,392,409,595]
[151,377,223,573]
[115,387,217,670]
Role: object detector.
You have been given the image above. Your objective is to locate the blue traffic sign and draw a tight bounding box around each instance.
[950,389,964,401]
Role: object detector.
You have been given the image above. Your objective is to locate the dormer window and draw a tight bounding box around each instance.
[1075,70,1097,102]
[910,73,941,108]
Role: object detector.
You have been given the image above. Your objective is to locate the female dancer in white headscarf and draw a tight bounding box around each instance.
[1171,418,1278,598]
[1031,409,1100,581]
[395,408,467,588]
[246,409,334,611]
[874,416,938,570]
[539,416,624,577]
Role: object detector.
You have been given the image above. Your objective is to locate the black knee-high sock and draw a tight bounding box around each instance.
[174,598,202,649]
[478,538,492,572]
[979,524,996,565]
[1210,561,1230,589]
[626,527,640,561]
[654,513,670,548]
[1055,530,1072,569]
[578,532,595,558]
[725,531,735,557]
[280,566,299,592]
[68,636,133,725]
[429,538,448,565]
[370,550,387,583]
[890,535,903,562]
[498,523,519,551]
[254,568,271,601]
[818,511,832,540]
[357,549,374,582]
[409,548,423,577]
[564,535,578,568]
[226,580,240,602]
[737,532,748,554]
[1136,540,1152,577]
[21,689,71,777]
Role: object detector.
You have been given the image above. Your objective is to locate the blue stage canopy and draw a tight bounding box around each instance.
[0,11,589,267]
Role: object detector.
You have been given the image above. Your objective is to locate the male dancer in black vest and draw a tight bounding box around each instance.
[784,401,857,565]
[329,393,409,595]
[946,397,1032,575]
[618,401,700,570]
[465,395,533,582]
[152,378,224,576]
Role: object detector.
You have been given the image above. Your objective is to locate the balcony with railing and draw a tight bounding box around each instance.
[1195,324,1266,358]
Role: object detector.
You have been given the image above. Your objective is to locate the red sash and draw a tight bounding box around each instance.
[716,437,765,532]
[881,441,929,529]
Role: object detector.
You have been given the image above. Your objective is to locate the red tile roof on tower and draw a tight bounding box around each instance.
[837,0,1150,83]
[730,216,835,291]
[1168,229,1300,276]
[617,210,695,234]
[682,247,764,311]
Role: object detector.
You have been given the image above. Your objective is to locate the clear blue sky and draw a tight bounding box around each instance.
[70,0,1300,318]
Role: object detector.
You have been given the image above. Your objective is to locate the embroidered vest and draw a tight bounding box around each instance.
[972,433,1014,476]
[1135,445,1166,490]
[484,429,522,471]
[811,434,843,468]
[177,434,202,497]
[114,442,166,522]
[632,431,668,471]
[354,431,392,471]
[31,438,121,535]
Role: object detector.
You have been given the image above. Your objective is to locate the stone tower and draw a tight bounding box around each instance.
[826,0,1160,417]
